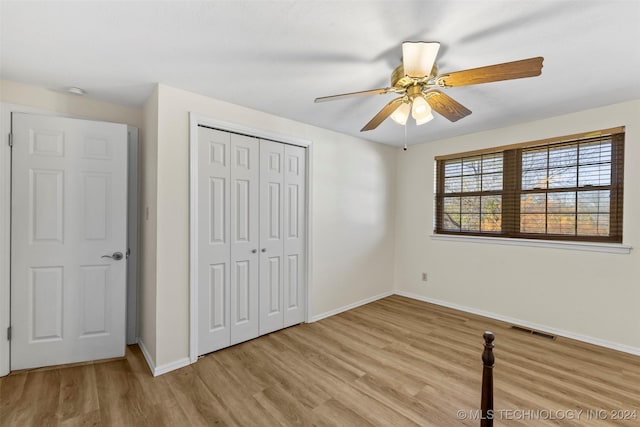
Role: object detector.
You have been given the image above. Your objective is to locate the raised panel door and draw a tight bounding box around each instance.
[259,140,285,335]
[283,144,306,327]
[230,134,259,345]
[11,113,127,370]
[197,127,231,355]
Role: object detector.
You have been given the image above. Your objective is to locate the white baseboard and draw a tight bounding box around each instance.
[137,339,191,377]
[154,356,191,376]
[395,290,640,357]
[137,339,156,375]
[311,291,394,322]
[139,290,395,375]
[136,289,639,376]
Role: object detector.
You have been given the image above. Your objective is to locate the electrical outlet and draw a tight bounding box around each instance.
[421,272,428,282]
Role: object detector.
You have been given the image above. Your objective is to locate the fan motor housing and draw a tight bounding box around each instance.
[391,64,438,88]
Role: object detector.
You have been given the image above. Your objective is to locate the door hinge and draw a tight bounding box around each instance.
[6,326,11,341]
[7,133,13,148]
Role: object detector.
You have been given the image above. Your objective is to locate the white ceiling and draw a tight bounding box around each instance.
[1,1,639,147]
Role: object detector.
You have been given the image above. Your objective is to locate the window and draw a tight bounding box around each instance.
[435,128,624,243]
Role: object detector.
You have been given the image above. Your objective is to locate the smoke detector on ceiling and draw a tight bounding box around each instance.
[67,87,86,96]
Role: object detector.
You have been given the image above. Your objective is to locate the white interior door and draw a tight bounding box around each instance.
[197,127,231,354]
[283,144,306,327]
[11,113,128,370]
[230,134,259,345]
[259,140,285,335]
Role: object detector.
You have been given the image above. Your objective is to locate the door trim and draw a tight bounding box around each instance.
[188,113,314,363]
[126,128,139,345]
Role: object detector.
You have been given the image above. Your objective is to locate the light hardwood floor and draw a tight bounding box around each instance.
[1,295,639,426]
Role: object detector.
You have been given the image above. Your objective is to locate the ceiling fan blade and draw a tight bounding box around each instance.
[438,57,544,87]
[402,41,440,78]
[426,90,472,122]
[361,97,405,131]
[314,88,392,103]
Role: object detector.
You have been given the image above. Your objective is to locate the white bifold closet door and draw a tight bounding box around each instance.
[229,134,260,345]
[259,141,306,334]
[197,126,305,356]
[258,140,284,335]
[282,143,306,327]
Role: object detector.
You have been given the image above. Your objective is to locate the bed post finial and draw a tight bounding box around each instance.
[481,331,495,427]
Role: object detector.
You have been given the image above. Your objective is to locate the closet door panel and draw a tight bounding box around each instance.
[230,135,260,345]
[197,128,307,355]
[197,127,231,355]
[283,145,306,327]
[259,140,285,335]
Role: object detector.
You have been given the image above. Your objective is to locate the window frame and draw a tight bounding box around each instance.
[434,127,625,243]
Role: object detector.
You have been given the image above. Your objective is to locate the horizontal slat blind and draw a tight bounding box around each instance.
[435,130,624,243]
[434,126,624,161]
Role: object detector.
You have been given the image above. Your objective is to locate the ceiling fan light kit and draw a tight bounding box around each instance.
[415,110,434,126]
[411,95,430,119]
[315,41,544,132]
[390,101,411,125]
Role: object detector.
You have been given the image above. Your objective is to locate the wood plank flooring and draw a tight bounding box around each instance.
[1,295,639,426]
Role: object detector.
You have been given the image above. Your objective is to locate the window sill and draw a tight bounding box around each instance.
[430,234,632,254]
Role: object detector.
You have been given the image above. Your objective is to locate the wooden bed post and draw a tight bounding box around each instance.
[481,331,495,427]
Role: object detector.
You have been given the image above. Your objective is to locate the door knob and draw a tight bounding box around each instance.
[251,249,257,254]
[102,252,124,261]
[261,248,267,253]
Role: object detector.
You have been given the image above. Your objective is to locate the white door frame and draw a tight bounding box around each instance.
[0,104,139,376]
[188,113,313,363]
[126,128,139,345]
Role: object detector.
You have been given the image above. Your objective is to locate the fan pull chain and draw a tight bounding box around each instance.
[403,123,408,151]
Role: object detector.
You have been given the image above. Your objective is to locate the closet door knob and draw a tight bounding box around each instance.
[261,248,267,253]
[251,249,257,254]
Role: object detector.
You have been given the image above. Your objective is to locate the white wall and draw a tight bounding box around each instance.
[311,132,397,316]
[394,100,640,351]
[0,80,143,128]
[147,84,397,367]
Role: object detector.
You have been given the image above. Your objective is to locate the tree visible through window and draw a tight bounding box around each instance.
[441,153,503,233]
[435,128,624,243]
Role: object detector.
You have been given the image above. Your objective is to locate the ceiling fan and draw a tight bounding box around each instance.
[314,42,544,131]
